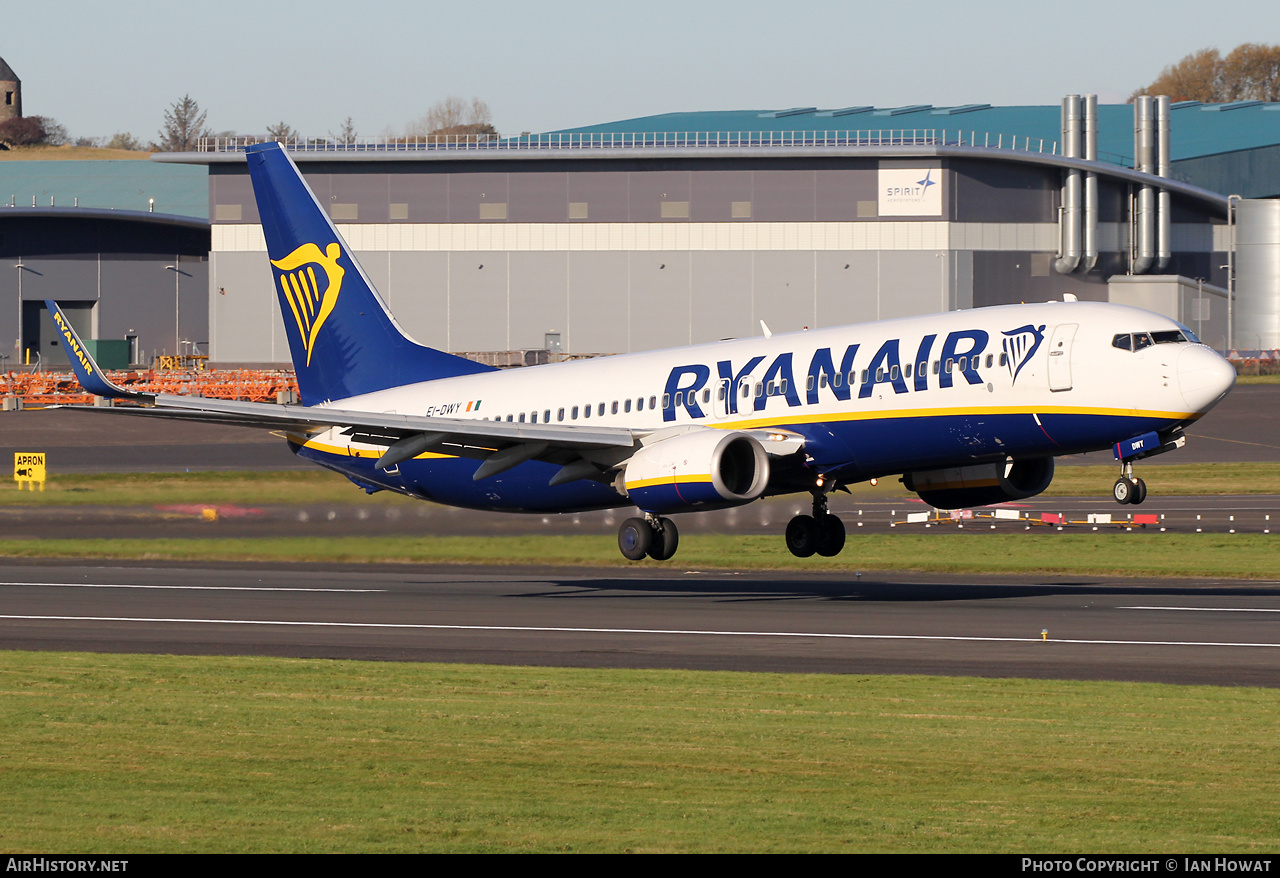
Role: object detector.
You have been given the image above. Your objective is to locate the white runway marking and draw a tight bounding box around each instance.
[1121,606,1280,613]
[0,582,384,593]
[2,614,1278,649]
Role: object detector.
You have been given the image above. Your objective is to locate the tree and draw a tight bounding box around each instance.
[106,132,145,151]
[0,116,48,148]
[41,118,69,146]
[330,116,357,145]
[1132,43,1280,102]
[157,95,212,151]
[406,96,497,140]
[265,121,297,143]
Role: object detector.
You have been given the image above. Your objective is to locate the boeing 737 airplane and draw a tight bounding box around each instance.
[48,142,1236,561]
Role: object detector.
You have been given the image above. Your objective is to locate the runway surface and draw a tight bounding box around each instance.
[3,561,1279,687]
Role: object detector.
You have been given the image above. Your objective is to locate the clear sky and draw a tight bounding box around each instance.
[6,0,1280,143]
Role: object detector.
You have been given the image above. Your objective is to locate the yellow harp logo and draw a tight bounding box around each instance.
[271,242,345,367]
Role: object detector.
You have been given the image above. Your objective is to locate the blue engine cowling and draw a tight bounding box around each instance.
[903,457,1055,509]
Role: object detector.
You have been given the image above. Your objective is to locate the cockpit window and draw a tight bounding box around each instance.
[1113,328,1195,352]
[1176,323,1202,344]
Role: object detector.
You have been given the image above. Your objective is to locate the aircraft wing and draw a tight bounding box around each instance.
[44,299,637,479]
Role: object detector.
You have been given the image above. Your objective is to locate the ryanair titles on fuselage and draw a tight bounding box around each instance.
[660,323,1046,423]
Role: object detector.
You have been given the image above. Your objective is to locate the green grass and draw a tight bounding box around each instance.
[1,651,1276,853]
[1,533,1277,579]
[6,462,1280,507]
[0,470,415,507]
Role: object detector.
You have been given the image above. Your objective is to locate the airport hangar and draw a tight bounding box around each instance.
[8,96,1280,369]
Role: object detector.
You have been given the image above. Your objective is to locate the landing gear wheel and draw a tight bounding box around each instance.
[815,515,846,557]
[1132,478,1148,505]
[647,518,679,561]
[786,514,819,558]
[1113,478,1133,505]
[618,517,653,561]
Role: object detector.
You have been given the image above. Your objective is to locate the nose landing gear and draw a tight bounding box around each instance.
[785,489,846,558]
[1113,462,1148,505]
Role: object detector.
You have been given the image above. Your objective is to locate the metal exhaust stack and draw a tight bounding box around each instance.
[1133,95,1157,273]
[1082,94,1098,273]
[1156,95,1171,271]
[1054,95,1083,274]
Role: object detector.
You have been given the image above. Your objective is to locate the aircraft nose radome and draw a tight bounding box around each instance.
[1178,345,1236,412]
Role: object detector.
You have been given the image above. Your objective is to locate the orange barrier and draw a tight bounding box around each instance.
[4,369,300,407]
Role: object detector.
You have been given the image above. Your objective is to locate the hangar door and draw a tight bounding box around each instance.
[21,300,94,367]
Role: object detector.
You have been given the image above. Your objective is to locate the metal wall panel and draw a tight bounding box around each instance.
[329,171,386,223]
[15,254,99,302]
[508,172,568,222]
[449,252,510,351]
[689,170,753,222]
[565,171,630,222]
[752,170,816,222]
[209,170,259,223]
[568,251,629,353]
[690,251,753,343]
[816,251,878,327]
[878,251,947,320]
[814,169,873,221]
[448,173,509,224]
[99,254,207,356]
[397,173,451,223]
[208,251,281,364]
[627,172,691,223]
[951,160,1055,223]
[630,253,690,351]
[752,251,815,334]
[386,251,450,350]
[508,252,568,352]
[1236,198,1280,348]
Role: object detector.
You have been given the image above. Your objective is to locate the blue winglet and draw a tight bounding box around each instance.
[45,300,142,399]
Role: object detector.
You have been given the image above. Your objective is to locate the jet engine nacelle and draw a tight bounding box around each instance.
[903,457,1055,509]
[622,430,770,514]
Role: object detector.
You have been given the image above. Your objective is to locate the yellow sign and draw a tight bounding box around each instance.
[14,452,46,491]
[271,242,345,367]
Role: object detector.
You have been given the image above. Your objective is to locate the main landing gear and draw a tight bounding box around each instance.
[1113,461,1148,505]
[618,513,679,561]
[785,490,846,558]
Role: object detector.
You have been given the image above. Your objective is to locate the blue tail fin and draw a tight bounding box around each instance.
[245,142,493,403]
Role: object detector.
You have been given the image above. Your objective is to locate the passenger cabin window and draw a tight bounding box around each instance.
[611,401,619,414]
[598,402,605,416]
